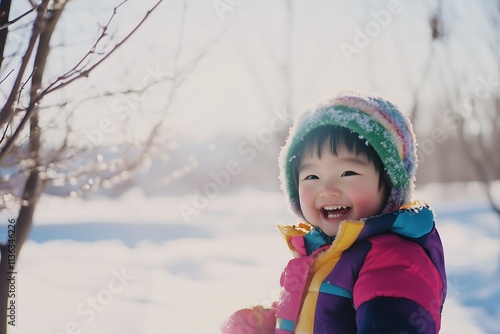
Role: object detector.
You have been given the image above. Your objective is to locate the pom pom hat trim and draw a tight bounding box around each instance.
[279,92,417,218]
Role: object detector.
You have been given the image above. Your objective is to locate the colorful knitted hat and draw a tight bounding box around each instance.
[279,92,417,218]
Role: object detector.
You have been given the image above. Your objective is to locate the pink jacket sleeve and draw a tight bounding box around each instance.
[353,234,444,331]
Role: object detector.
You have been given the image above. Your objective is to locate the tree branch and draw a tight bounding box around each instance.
[42,0,164,96]
[0,0,49,128]
[0,0,165,165]
[0,3,38,31]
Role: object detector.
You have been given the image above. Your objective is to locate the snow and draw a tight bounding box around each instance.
[1,183,499,333]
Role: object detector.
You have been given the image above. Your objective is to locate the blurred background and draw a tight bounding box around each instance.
[0,0,499,333]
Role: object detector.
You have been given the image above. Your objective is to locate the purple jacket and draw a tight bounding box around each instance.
[275,201,447,333]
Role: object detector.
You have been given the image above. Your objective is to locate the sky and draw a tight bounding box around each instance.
[4,0,497,148]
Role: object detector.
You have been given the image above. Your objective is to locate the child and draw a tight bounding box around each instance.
[222,92,447,334]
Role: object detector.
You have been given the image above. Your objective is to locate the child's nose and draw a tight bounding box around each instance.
[321,181,341,197]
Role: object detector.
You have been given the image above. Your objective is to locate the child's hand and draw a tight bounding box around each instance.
[221,303,277,334]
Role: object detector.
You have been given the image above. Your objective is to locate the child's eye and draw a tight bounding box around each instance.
[341,171,359,177]
[304,175,319,180]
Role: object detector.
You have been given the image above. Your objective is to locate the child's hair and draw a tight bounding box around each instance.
[279,92,418,219]
[289,125,392,214]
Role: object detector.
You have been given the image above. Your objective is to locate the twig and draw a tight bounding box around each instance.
[0,4,38,31]
[43,0,164,96]
[0,98,40,163]
[0,68,14,85]
[0,123,9,146]
[55,1,131,83]
[0,0,165,165]
[16,68,36,103]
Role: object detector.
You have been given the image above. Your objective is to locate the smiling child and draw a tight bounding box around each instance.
[222,92,447,334]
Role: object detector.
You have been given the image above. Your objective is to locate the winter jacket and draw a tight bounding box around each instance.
[276,201,447,334]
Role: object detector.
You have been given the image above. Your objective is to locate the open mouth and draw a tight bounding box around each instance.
[321,205,351,219]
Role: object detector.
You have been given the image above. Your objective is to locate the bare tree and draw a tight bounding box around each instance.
[435,1,500,216]
[231,0,295,142]
[0,0,226,331]
[406,1,444,125]
[0,0,12,70]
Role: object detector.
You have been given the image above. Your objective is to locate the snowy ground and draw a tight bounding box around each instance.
[1,183,499,334]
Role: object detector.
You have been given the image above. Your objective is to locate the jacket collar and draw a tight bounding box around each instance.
[278,200,434,257]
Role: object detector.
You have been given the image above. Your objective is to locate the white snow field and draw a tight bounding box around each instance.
[1,183,499,334]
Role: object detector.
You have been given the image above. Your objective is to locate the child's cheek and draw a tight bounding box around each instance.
[298,185,313,208]
[350,184,379,211]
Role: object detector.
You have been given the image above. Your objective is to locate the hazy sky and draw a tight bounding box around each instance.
[4,0,497,146]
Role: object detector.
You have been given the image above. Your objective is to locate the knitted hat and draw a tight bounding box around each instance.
[279,92,417,218]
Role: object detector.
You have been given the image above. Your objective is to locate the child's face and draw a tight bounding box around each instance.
[298,143,386,237]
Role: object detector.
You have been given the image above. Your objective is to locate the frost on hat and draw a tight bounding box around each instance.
[278,92,417,218]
